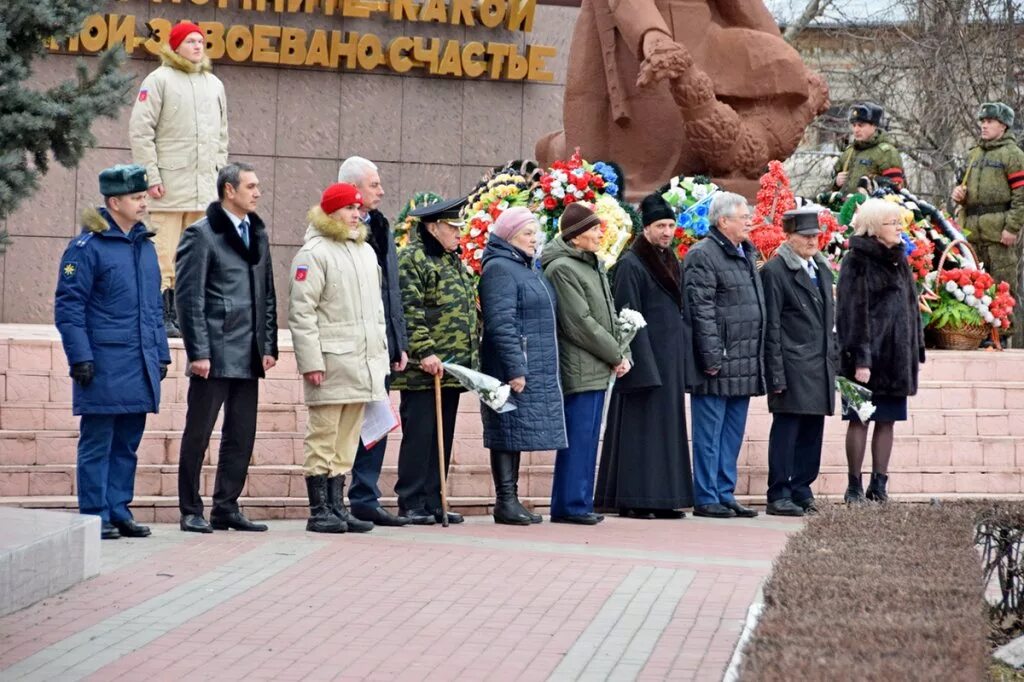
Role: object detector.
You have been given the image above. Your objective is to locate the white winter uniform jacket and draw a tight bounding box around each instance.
[289,207,390,407]
[128,45,228,212]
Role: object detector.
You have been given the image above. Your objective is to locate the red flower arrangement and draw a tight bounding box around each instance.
[934,268,1014,330]
[534,150,607,240]
[749,161,796,260]
[907,237,935,282]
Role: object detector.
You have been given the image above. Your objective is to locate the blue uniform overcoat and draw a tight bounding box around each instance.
[55,207,170,415]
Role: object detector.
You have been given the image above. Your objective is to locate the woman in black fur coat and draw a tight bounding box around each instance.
[836,198,926,503]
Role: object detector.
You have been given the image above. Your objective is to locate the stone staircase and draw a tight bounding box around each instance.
[1,325,1023,520]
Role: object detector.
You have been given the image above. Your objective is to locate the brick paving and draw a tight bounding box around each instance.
[0,514,798,681]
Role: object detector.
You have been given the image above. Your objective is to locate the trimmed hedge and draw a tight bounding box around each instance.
[739,504,988,681]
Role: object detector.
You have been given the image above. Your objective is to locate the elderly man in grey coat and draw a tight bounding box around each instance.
[761,206,837,517]
[684,192,765,519]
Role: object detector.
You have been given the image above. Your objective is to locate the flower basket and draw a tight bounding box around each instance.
[926,239,1011,350]
[930,323,990,350]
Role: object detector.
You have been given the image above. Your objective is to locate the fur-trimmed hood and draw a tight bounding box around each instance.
[305,205,367,243]
[81,206,152,239]
[159,42,213,74]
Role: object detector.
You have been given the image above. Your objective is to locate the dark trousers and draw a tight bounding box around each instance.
[551,390,605,517]
[349,377,392,512]
[766,413,824,503]
[395,388,460,513]
[77,413,147,523]
[178,377,258,517]
[348,436,388,513]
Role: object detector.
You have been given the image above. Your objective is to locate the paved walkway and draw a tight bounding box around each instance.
[0,514,800,681]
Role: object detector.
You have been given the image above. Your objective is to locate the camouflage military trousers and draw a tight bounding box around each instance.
[970,237,1024,345]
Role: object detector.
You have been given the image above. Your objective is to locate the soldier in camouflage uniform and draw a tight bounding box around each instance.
[392,196,479,525]
[952,102,1024,345]
[832,103,906,195]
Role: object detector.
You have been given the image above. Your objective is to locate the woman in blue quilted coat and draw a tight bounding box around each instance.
[479,208,567,525]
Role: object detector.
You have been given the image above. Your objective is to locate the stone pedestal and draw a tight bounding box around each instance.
[0,507,100,617]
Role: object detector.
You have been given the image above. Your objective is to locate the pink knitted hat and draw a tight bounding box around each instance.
[491,207,537,242]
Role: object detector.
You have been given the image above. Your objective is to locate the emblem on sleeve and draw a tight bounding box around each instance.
[63,263,76,278]
[295,265,308,281]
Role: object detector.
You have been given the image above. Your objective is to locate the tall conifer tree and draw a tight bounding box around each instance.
[0,1,133,251]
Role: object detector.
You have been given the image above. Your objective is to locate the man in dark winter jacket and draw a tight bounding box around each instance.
[684,192,765,519]
[337,156,411,526]
[761,206,837,517]
[175,162,278,533]
[55,164,171,540]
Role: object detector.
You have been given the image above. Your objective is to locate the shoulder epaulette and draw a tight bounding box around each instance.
[879,143,894,152]
[75,232,95,248]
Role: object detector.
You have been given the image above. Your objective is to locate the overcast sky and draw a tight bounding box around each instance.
[763,0,906,25]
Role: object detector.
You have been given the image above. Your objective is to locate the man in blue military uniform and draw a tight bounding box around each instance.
[55,164,171,540]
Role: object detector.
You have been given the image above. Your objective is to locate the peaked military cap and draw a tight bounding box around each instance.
[99,164,149,197]
[408,195,468,225]
[848,102,884,127]
[782,205,824,236]
[978,102,1015,128]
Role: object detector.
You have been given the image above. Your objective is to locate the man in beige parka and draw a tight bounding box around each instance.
[289,183,390,534]
[129,21,229,337]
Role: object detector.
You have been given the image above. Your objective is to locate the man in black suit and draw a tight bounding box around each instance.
[175,162,279,533]
[760,205,837,517]
[336,156,411,527]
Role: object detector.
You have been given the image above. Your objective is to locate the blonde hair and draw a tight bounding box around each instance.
[852,198,902,236]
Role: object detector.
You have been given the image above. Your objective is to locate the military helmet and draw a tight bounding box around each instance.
[978,102,1015,128]
[848,102,884,127]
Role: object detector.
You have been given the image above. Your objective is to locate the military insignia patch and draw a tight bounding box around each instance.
[138,89,148,102]
[62,263,76,278]
[294,265,308,281]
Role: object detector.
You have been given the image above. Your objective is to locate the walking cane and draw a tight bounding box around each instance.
[433,373,450,528]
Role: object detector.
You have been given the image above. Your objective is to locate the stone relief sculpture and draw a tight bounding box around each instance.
[536,0,830,198]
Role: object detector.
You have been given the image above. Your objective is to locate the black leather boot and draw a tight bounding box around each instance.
[844,473,867,504]
[162,289,181,338]
[490,451,531,525]
[511,452,541,523]
[305,475,346,533]
[327,475,373,533]
[865,472,889,503]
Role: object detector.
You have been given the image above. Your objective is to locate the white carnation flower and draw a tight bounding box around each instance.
[955,291,965,301]
[945,281,957,293]
[965,294,977,306]
[963,284,975,295]
[982,295,992,305]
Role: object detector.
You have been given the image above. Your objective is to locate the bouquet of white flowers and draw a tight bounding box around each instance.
[441,363,517,413]
[600,307,648,428]
[836,376,876,422]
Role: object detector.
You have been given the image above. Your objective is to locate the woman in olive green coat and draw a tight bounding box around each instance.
[540,203,631,524]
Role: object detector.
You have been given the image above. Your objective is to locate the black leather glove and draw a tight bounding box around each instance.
[159,363,168,380]
[70,362,95,388]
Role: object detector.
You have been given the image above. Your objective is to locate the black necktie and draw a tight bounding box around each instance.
[239,219,250,248]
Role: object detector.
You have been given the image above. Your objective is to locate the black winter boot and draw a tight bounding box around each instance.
[865,472,889,503]
[844,473,867,504]
[511,452,542,523]
[162,289,181,338]
[305,475,346,533]
[490,451,531,525]
[327,475,373,532]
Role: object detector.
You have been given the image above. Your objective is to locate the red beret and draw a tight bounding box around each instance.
[169,22,204,51]
[321,183,363,215]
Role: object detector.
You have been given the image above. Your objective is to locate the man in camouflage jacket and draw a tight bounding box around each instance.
[832,103,905,195]
[952,102,1024,344]
[392,196,478,525]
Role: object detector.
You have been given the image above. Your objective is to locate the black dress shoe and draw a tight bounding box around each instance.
[620,508,655,519]
[723,501,759,518]
[652,509,686,519]
[766,499,805,517]
[101,522,121,540]
[432,509,464,524]
[113,519,152,537]
[693,503,737,519]
[180,514,213,533]
[352,506,410,527]
[551,514,601,525]
[210,512,268,532]
[402,508,436,525]
[794,498,820,514]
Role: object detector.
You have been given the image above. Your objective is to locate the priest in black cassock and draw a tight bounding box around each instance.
[595,193,697,519]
